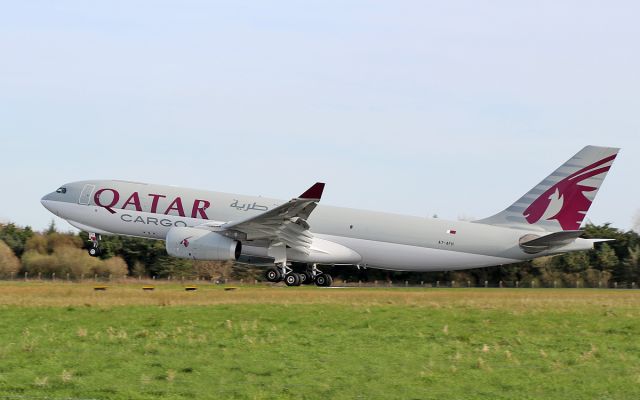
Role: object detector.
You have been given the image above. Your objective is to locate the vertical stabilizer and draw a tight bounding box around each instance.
[475,146,619,232]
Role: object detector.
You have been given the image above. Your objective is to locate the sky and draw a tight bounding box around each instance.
[1,0,639,232]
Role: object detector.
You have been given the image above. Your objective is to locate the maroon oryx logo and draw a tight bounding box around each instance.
[180,237,193,248]
[523,154,616,230]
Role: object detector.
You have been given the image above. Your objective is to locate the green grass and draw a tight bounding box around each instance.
[0,284,639,399]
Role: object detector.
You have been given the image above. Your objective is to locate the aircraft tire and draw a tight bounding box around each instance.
[315,273,332,287]
[285,273,301,287]
[300,271,313,284]
[323,274,333,287]
[266,268,282,283]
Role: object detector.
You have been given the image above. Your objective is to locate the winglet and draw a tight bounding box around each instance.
[299,182,325,200]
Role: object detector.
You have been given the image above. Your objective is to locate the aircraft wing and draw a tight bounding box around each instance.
[204,182,325,254]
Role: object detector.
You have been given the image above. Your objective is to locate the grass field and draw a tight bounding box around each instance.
[0,282,639,399]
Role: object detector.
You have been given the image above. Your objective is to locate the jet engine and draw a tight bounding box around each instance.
[165,227,241,261]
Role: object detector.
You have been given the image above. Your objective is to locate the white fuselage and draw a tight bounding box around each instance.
[41,180,594,271]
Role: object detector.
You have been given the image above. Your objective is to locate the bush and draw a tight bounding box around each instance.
[22,246,118,279]
[48,233,83,252]
[24,234,48,254]
[93,257,128,278]
[21,250,57,276]
[0,240,20,278]
[153,257,196,279]
[582,268,612,288]
[0,224,34,257]
[24,233,83,255]
[54,246,102,278]
[132,261,146,278]
[193,260,233,280]
[448,271,475,286]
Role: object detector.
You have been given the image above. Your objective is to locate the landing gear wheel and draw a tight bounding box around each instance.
[284,273,302,287]
[325,274,333,287]
[266,268,282,283]
[87,232,102,257]
[300,271,313,285]
[315,273,333,287]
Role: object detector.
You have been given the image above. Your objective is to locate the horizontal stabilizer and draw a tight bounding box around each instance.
[519,230,584,254]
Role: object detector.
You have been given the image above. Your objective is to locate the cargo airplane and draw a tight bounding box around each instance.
[41,146,618,287]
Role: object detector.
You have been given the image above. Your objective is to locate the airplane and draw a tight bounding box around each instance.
[41,145,619,287]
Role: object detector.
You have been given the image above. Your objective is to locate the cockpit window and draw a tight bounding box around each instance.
[56,187,67,194]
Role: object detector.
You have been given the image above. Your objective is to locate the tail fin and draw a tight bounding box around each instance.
[476,145,619,232]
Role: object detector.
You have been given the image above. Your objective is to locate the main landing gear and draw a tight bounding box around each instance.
[87,232,102,257]
[265,263,333,287]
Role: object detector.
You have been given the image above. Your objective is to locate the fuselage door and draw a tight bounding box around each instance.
[79,184,95,205]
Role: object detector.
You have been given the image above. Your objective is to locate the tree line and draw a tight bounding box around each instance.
[0,221,638,287]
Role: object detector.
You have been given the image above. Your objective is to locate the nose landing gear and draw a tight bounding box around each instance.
[87,232,102,257]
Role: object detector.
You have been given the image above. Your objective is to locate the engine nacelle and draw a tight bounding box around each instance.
[166,227,241,261]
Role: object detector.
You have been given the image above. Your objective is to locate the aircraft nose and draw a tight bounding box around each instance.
[41,193,55,211]
[41,198,50,212]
